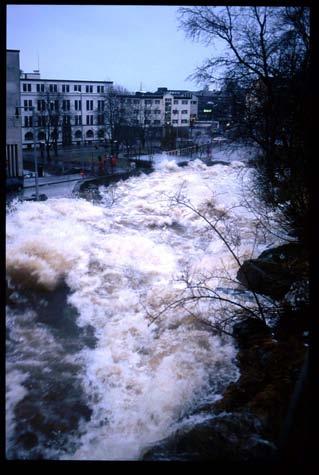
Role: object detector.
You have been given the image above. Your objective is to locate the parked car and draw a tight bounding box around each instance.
[6,176,24,192]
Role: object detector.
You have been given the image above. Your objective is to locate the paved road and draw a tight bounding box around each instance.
[23,174,83,188]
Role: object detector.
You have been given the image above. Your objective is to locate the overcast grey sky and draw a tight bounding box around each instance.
[7,4,220,92]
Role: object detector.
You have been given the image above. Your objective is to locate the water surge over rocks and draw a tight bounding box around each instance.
[6,158,279,460]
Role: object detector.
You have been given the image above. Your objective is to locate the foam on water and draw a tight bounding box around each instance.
[6,159,279,460]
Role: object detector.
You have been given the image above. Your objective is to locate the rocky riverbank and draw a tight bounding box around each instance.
[142,242,310,463]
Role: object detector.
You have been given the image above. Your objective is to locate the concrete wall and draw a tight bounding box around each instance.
[6,50,23,177]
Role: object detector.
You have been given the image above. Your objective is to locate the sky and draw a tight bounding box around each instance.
[6,4,222,93]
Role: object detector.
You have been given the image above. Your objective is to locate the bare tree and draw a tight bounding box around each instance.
[98,84,131,153]
[34,87,72,161]
[178,6,310,244]
[143,182,292,336]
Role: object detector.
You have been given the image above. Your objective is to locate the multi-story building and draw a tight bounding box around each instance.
[120,87,198,128]
[20,70,113,149]
[6,50,23,177]
[20,71,199,149]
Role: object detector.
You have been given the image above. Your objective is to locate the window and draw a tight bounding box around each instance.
[145,120,151,125]
[75,130,82,139]
[75,115,82,126]
[37,100,45,112]
[153,120,160,125]
[173,100,179,104]
[191,100,197,104]
[86,115,93,125]
[86,85,93,93]
[37,116,46,127]
[98,100,104,111]
[24,100,33,111]
[181,100,189,104]
[181,119,188,123]
[62,100,70,111]
[86,129,94,138]
[25,132,34,141]
[154,110,161,114]
[155,99,160,104]
[172,120,178,124]
[74,84,82,92]
[62,84,70,93]
[49,84,58,93]
[97,85,104,93]
[23,83,31,92]
[24,116,33,127]
[74,100,82,111]
[36,83,45,92]
[145,99,152,105]
[133,99,139,104]
[181,110,188,114]
[63,115,71,125]
[97,114,104,125]
[86,100,93,111]
[172,110,179,115]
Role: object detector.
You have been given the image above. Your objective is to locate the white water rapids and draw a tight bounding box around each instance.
[6,157,278,460]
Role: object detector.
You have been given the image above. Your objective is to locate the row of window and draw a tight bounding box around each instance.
[23,116,189,128]
[23,100,190,116]
[24,129,101,141]
[23,83,106,93]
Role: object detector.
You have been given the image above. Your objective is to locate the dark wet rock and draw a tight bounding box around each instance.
[213,335,306,443]
[205,160,230,166]
[236,259,294,299]
[17,431,39,449]
[232,317,272,349]
[142,411,276,461]
[236,243,308,300]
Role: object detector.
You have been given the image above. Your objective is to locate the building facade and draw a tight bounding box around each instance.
[120,87,198,128]
[20,71,113,149]
[20,73,199,149]
[6,50,23,177]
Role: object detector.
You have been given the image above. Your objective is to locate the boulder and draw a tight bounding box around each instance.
[142,411,276,462]
[236,243,308,300]
[232,317,272,349]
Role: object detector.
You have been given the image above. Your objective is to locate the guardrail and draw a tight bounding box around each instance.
[165,143,211,157]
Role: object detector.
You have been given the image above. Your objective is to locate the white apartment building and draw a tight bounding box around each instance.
[20,70,113,149]
[20,73,198,149]
[121,87,198,128]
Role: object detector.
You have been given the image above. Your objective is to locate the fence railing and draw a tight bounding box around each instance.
[165,143,211,157]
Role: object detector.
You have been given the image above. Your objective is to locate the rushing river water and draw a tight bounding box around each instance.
[6,157,276,460]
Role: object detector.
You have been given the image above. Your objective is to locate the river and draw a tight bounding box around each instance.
[6,155,276,460]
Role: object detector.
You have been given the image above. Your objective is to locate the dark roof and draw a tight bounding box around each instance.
[7,49,20,52]
[20,78,113,84]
